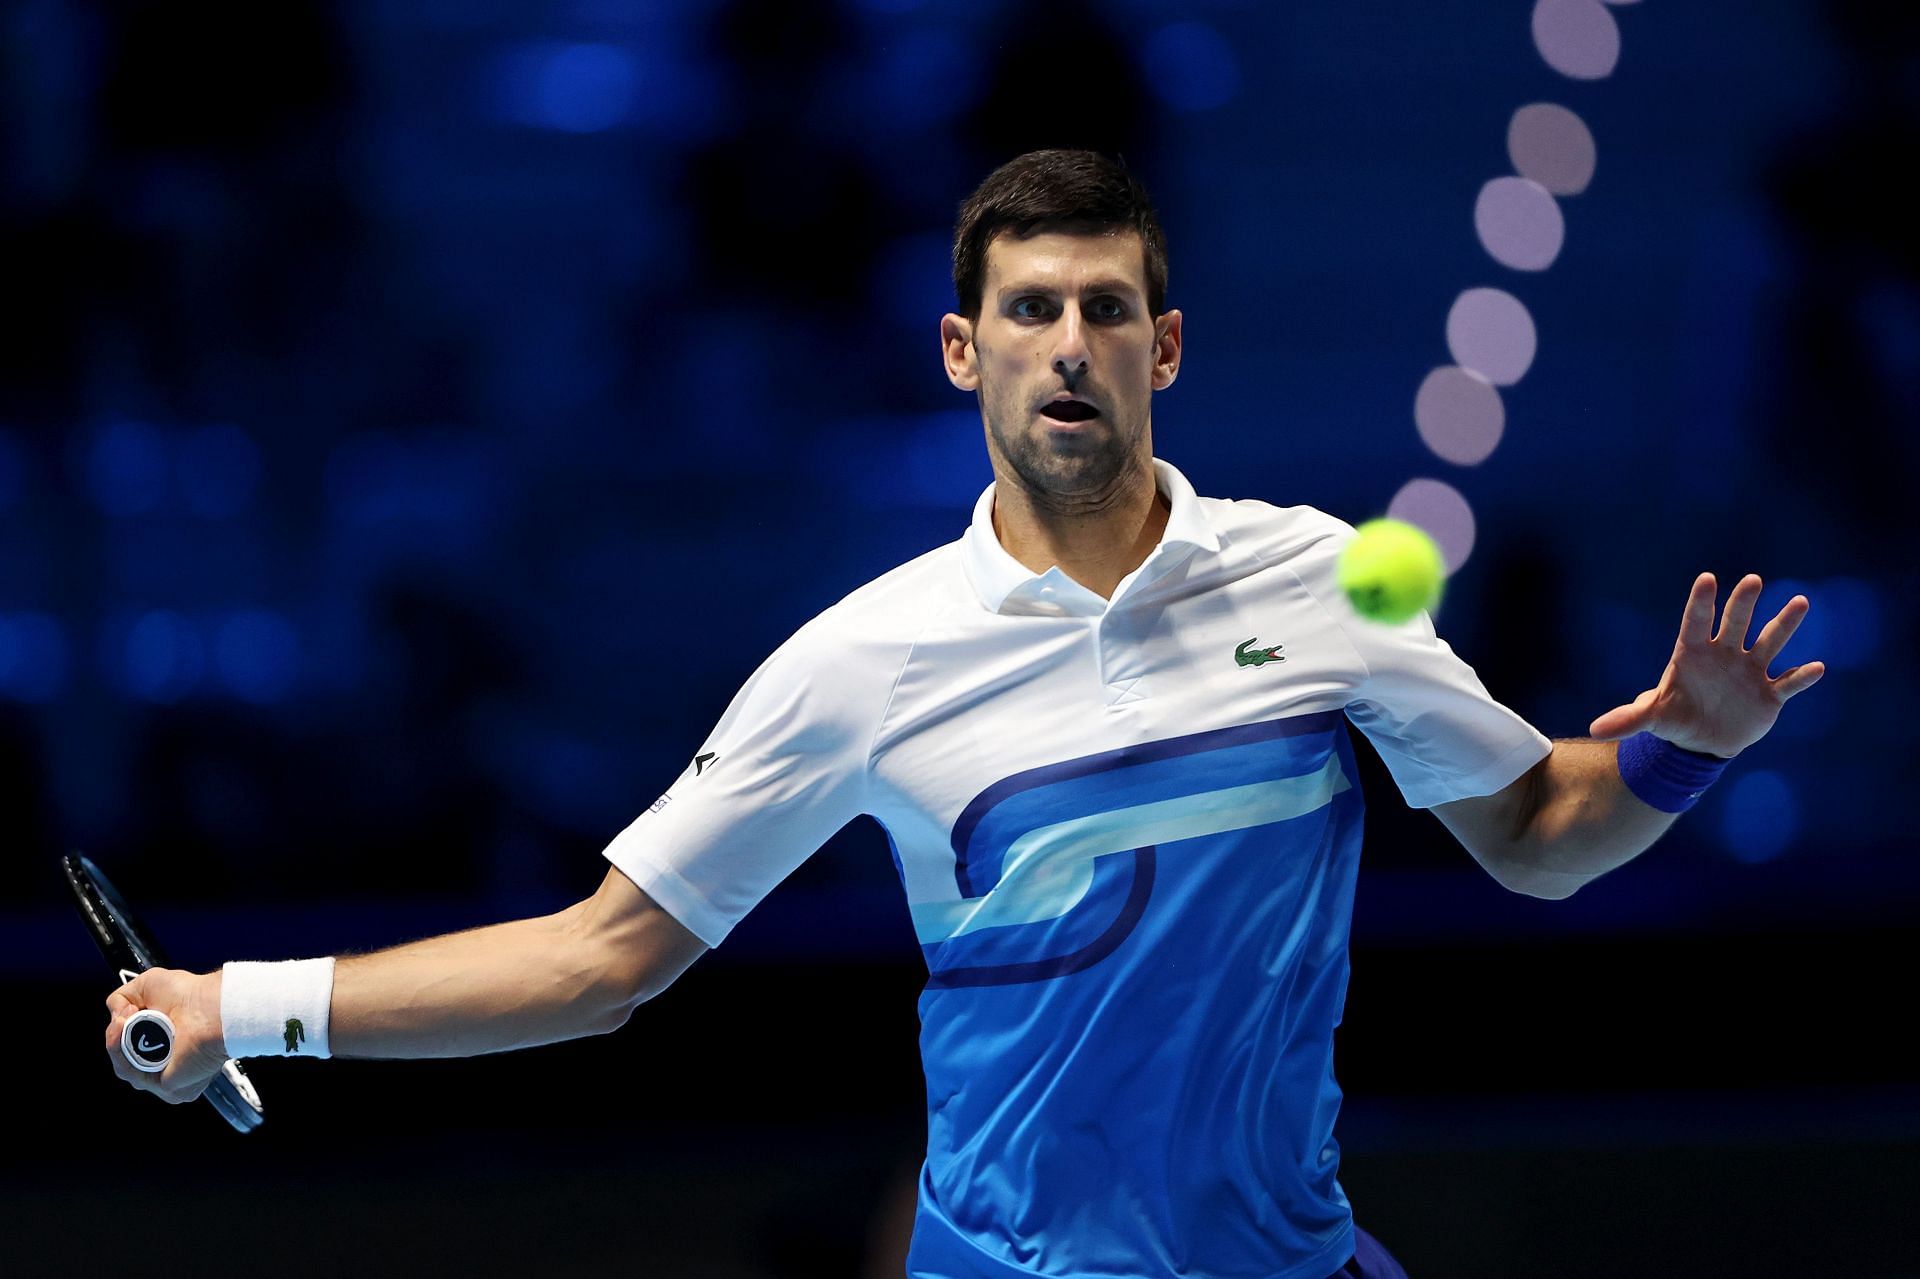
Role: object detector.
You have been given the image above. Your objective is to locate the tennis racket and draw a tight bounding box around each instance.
[64,852,265,1133]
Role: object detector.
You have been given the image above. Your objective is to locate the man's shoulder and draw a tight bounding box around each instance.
[822,540,966,624]
[1199,494,1356,568]
[774,542,964,673]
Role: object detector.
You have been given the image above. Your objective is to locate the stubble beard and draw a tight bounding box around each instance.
[983,382,1139,514]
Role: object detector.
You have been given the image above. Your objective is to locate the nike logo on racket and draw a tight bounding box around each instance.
[137,1035,163,1054]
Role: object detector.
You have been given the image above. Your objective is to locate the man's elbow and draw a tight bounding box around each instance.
[593,950,695,1033]
[562,873,713,1035]
[583,968,677,1036]
[596,992,652,1035]
[1488,854,1584,901]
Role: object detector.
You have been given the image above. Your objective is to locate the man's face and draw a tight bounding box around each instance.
[941,230,1182,505]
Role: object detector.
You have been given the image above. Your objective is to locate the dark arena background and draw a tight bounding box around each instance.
[5,2,1916,1276]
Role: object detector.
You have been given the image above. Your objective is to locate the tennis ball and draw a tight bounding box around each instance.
[1337,518,1445,624]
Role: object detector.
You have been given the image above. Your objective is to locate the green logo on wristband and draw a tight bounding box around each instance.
[283,1018,306,1054]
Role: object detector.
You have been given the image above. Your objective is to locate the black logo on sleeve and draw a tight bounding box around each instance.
[693,752,719,776]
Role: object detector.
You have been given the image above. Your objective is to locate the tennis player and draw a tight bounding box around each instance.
[105,149,1825,1279]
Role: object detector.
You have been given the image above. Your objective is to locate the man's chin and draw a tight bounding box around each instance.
[1016,440,1130,493]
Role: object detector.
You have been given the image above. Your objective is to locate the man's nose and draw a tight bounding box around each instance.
[1051,308,1090,384]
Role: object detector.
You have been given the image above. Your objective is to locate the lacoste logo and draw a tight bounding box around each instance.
[283,1018,305,1054]
[1234,637,1286,668]
[694,752,718,776]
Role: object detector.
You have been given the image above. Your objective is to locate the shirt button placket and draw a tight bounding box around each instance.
[1097,613,1150,708]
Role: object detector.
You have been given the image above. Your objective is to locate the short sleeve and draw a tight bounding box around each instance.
[601,615,896,947]
[1298,513,1551,809]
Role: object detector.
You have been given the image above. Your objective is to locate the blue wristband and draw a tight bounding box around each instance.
[1616,731,1731,813]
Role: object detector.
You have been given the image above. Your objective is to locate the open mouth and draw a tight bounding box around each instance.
[1040,401,1099,423]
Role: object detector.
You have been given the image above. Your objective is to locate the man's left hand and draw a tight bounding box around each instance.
[1588,572,1826,759]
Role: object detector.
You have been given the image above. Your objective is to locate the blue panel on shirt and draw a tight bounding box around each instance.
[904,712,1365,1279]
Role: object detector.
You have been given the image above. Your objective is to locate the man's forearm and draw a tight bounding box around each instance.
[322,903,641,1059]
[1503,737,1683,898]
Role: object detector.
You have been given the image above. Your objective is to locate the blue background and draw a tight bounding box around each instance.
[4,3,1913,1276]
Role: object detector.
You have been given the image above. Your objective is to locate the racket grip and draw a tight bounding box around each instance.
[122,1009,175,1073]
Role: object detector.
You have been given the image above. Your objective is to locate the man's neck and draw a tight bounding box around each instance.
[990,459,1171,601]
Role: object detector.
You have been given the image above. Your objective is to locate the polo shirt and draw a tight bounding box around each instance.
[603,456,1552,1279]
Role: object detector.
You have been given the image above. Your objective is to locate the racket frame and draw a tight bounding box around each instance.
[63,853,265,1133]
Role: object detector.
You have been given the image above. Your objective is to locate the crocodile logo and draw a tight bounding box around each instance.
[1234,637,1286,668]
[283,1018,306,1054]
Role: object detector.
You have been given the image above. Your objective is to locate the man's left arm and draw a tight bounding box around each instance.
[1433,572,1827,899]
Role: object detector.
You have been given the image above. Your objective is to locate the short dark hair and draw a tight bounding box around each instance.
[951,149,1168,322]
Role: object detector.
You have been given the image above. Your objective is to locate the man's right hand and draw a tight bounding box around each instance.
[105,968,229,1103]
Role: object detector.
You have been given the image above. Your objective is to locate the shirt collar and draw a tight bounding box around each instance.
[960,456,1223,616]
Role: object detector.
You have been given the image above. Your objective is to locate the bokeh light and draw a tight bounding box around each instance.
[1532,0,1622,81]
[0,612,68,703]
[1808,576,1881,671]
[1508,103,1597,196]
[1717,769,1800,864]
[1445,288,1538,386]
[122,609,204,703]
[1414,366,1506,465]
[86,420,169,518]
[494,42,636,133]
[1142,23,1240,112]
[1474,176,1565,271]
[1746,575,1878,675]
[324,432,495,554]
[1387,478,1477,576]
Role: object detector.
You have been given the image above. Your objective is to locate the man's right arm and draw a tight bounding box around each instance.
[329,866,709,1058]
[104,867,708,1101]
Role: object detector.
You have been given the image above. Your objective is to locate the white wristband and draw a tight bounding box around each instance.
[220,958,336,1059]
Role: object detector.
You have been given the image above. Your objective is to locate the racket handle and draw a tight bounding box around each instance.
[122,1009,175,1073]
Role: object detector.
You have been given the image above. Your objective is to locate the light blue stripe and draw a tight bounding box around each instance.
[910,752,1350,944]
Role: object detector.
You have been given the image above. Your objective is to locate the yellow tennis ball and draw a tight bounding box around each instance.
[1337,518,1445,624]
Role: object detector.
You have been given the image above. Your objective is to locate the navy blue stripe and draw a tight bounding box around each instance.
[949,710,1343,897]
[926,847,1157,989]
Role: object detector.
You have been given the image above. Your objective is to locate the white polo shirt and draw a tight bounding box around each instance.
[603,455,1550,1279]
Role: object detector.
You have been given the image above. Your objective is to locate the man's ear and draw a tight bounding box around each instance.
[1151,308,1183,391]
[941,313,979,391]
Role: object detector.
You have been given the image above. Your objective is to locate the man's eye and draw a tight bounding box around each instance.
[1010,297,1124,320]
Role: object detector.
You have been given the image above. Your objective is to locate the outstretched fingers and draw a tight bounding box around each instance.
[1712,573,1764,647]
[1681,572,1718,646]
[1772,660,1826,701]
[1751,592,1810,665]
